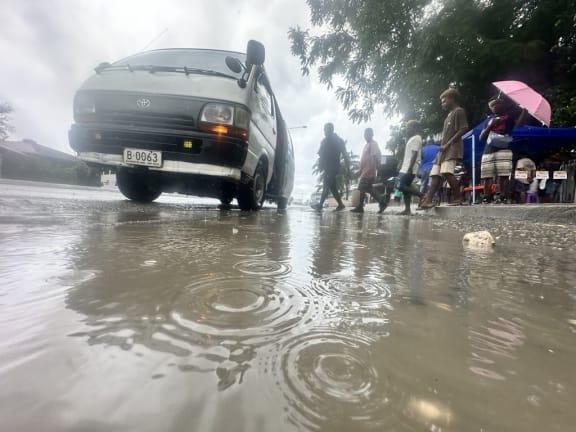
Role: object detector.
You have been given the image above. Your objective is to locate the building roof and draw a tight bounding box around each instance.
[0,139,77,161]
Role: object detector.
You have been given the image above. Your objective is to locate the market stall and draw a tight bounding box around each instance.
[462,122,576,203]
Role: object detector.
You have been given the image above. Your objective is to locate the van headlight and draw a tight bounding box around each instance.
[199,103,250,139]
[200,104,234,125]
[73,92,97,122]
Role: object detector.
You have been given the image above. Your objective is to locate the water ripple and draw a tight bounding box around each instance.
[271,329,392,430]
[233,259,292,277]
[169,275,314,344]
[309,276,392,309]
[231,247,267,257]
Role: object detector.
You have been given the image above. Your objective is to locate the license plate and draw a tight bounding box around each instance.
[123,148,162,167]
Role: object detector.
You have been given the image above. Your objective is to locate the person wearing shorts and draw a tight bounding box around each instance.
[479,97,527,203]
[480,149,514,201]
[397,120,423,215]
[420,88,469,208]
[419,140,439,195]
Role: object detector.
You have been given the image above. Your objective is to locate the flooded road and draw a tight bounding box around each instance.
[1,180,575,432]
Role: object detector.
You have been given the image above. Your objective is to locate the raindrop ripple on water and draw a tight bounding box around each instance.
[169,275,315,344]
[271,329,393,430]
[309,275,392,309]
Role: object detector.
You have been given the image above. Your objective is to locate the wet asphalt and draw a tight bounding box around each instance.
[1,180,575,432]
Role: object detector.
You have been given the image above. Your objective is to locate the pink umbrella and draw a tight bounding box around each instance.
[492,80,551,126]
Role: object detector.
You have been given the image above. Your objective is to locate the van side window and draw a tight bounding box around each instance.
[256,75,274,117]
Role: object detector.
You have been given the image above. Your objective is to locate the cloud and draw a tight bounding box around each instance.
[0,0,394,197]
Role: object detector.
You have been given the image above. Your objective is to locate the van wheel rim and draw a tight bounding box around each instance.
[255,174,265,203]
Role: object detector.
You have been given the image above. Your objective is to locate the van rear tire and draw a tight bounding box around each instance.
[277,197,288,210]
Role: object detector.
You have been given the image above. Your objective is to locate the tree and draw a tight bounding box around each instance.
[340,150,360,199]
[0,102,13,140]
[289,0,576,128]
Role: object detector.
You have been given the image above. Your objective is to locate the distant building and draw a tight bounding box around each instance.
[0,139,101,186]
[0,139,77,162]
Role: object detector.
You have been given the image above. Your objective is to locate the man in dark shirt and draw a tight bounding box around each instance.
[312,123,350,211]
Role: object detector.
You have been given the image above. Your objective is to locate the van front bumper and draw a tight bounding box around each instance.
[69,123,247,179]
[76,151,241,180]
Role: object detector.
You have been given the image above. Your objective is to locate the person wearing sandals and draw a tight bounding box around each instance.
[420,88,469,208]
[479,97,528,204]
[397,120,424,215]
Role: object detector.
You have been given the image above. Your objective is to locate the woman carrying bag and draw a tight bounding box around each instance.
[479,97,528,203]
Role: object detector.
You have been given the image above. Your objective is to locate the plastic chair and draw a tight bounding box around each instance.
[525,192,539,204]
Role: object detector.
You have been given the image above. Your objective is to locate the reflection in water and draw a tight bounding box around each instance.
[1,184,576,432]
[405,397,453,428]
[460,248,529,381]
[64,208,302,393]
[468,317,526,380]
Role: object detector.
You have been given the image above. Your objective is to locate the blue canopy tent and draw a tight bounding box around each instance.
[462,120,576,202]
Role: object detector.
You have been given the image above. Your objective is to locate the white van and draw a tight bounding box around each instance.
[69,40,294,210]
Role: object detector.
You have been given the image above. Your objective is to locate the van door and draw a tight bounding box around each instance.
[251,73,277,162]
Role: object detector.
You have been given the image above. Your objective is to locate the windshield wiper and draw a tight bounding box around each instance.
[95,64,238,80]
[145,65,238,80]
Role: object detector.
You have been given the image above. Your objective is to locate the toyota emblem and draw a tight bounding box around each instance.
[136,98,151,109]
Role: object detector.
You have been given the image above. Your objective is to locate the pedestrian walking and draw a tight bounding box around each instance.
[350,128,387,213]
[419,139,440,195]
[397,120,424,215]
[420,88,469,208]
[311,122,349,211]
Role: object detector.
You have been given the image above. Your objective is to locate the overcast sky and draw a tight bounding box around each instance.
[0,0,394,200]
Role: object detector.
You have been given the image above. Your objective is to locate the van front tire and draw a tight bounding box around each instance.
[238,164,267,211]
[117,168,162,203]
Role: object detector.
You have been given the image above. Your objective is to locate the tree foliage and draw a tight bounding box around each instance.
[0,102,13,140]
[289,0,576,128]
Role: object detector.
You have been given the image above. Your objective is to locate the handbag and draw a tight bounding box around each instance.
[487,131,513,149]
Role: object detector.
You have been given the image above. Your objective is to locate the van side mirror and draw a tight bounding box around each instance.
[246,40,265,66]
[225,56,244,74]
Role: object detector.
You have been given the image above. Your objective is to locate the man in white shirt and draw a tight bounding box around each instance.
[398,120,423,215]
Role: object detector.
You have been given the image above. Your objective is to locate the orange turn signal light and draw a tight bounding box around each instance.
[210,125,229,135]
[198,122,248,139]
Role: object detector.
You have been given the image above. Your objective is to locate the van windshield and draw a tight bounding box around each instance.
[113,49,246,78]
